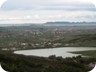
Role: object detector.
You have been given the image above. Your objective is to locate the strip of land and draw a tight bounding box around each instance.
[71,50,96,57]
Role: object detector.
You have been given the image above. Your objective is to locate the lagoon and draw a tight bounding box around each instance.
[14,47,96,58]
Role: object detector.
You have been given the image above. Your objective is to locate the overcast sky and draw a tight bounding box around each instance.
[0,0,96,24]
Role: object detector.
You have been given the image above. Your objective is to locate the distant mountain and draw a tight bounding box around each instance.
[0,24,30,27]
[0,23,43,27]
[0,22,96,27]
[45,22,96,25]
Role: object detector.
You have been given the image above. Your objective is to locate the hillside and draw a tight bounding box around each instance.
[0,51,95,72]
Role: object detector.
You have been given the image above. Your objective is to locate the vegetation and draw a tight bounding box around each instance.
[71,50,96,57]
[0,25,96,50]
[0,25,96,72]
[0,51,96,72]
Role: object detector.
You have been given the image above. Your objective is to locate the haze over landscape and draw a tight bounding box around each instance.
[0,0,96,72]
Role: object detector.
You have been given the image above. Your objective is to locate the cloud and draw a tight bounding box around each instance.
[0,10,96,24]
[42,4,96,11]
[0,0,7,8]
[0,0,96,24]
[0,0,96,11]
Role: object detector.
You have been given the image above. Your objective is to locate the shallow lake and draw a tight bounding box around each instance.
[14,47,96,58]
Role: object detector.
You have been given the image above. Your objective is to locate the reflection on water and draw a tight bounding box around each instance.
[14,47,96,58]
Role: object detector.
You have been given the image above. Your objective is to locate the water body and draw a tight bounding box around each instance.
[14,47,96,58]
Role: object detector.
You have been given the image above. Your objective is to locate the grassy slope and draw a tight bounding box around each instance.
[68,34,96,47]
[0,51,96,72]
[71,50,96,57]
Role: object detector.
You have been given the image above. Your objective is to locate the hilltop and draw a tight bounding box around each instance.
[45,21,96,25]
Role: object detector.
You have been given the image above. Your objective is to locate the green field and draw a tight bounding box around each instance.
[0,25,96,50]
[71,50,96,57]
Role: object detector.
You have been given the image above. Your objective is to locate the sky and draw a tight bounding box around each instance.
[0,0,96,24]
